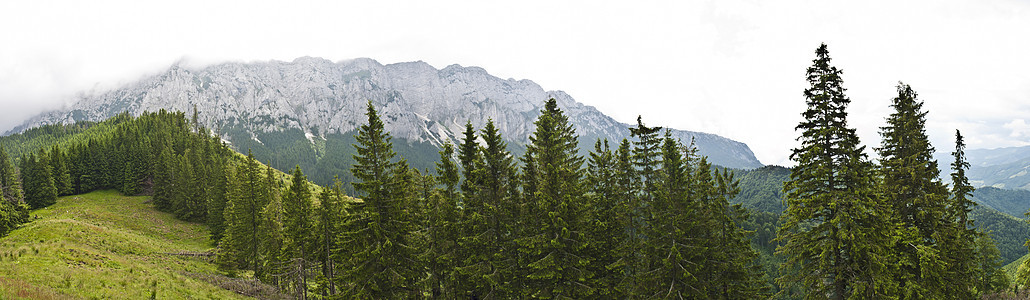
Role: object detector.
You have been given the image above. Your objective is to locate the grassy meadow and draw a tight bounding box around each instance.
[0,190,263,299]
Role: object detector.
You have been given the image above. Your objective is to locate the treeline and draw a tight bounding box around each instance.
[0,116,138,236]
[5,101,769,298]
[970,206,1030,264]
[776,44,1007,298]
[0,145,30,236]
[211,100,769,298]
[0,110,240,235]
[0,115,128,159]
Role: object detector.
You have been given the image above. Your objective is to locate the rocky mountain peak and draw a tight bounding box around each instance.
[11,57,763,169]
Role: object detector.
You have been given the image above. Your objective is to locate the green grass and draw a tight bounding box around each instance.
[0,190,250,299]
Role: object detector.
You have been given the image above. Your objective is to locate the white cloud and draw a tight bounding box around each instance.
[1004,119,1030,138]
[1,0,1029,165]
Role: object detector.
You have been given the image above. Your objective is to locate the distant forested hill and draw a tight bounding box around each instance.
[0,117,125,159]
[728,165,1030,265]
[731,165,790,214]
[935,145,1030,190]
[972,186,1030,218]
[972,205,1030,264]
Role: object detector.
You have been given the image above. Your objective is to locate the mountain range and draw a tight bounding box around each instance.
[9,57,763,185]
[935,145,1030,190]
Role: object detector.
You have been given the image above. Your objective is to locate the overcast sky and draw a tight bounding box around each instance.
[2,0,1029,166]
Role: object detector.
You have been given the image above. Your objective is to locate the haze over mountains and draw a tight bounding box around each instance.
[935,146,1030,190]
[9,57,763,171]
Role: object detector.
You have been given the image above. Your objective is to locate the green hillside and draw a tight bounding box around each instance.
[731,165,790,213]
[0,190,282,299]
[973,187,1030,218]
[0,115,128,160]
[972,205,1030,265]
[1004,253,1029,283]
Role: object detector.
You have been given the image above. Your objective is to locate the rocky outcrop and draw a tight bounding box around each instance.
[12,57,763,169]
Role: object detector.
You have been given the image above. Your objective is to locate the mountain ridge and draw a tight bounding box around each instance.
[9,56,763,169]
[935,145,1030,190]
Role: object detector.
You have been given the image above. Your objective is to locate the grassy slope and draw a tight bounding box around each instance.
[0,190,249,299]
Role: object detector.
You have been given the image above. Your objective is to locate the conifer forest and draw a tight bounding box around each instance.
[0,44,1025,299]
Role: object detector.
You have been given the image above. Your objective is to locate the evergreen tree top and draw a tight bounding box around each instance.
[629,115,661,137]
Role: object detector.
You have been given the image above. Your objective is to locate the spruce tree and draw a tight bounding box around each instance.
[425,142,460,298]
[0,145,24,203]
[517,98,593,298]
[19,153,35,208]
[436,142,460,208]
[876,83,951,298]
[76,140,99,193]
[218,150,268,274]
[258,180,286,287]
[950,130,976,231]
[456,120,517,298]
[0,145,28,236]
[458,121,482,200]
[208,164,230,241]
[629,116,662,203]
[185,143,209,221]
[259,164,283,282]
[616,116,664,297]
[950,130,1004,297]
[66,144,85,194]
[337,101,420,298]
[609,138,640,296]
[972,233,1007,294]
[49,145,73,196]
[692,154,768,298]
[206,135,232,230]
[315,178,345,296]
[172,152,199,220]
[121,159,141,196]
[640,132,704,298]
[282,165,315,298]
[23,150,58,209]
[777,43,897,299]
[585,139,622,297]
[37,149,59,207]
[152,146,175,211]
[454,120,483,296]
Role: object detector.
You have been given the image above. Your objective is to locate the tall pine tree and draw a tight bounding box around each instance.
[207,163,231,241]
[609,138,640,296]
[23,150,58,209]
[458,121,482,202]
[876,83,951,298]
[630,116,662,203]
[0,146,24,203]
[456,120,518,298]
[951,130,1006,296]
[585,139,622,298]
[218,150,269,274]
[337,101,421,298]
[49,145,73,196]
[315,177,345,296]
[777,43,897,299]
[282,165,315,298]
[640,132,705,298]
[517,98,593,298]
[0,145,28,236]
[425,142,460,298]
